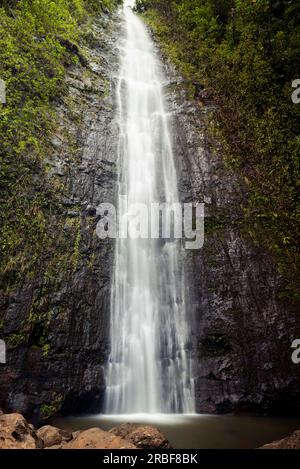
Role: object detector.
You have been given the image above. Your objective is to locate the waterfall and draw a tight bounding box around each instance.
[105,0,195,414]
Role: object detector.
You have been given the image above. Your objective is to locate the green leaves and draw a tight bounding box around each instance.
[0,0,119,295]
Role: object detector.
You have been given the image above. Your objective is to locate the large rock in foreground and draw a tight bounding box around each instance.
[37,425,72,448]
[109,423,172,449]
[0,412,170,450]
[260,430,300,449]
[0,413,43,449]
[61,428,137,449]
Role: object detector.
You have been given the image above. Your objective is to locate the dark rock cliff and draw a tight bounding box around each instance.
[162,58,300,414]
[0,12,121,422]
[1,9,299,421]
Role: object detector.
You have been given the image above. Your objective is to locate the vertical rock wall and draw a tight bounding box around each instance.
[1,10,299,422]
[163,60,300,414]
[0,12,121,421]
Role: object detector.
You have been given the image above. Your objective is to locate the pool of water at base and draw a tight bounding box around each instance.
[53,413,300,449]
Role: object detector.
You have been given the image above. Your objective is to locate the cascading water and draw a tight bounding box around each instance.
[105,0,195,414]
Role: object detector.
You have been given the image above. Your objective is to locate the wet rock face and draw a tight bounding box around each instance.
[1,11,299,422]
[0,13,122,421]
[162,57,300,414]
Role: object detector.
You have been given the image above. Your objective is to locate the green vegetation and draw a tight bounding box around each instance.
[7,332,27,347]
[137,0,300,306]
[205,213,229,235]
[40,393,63,419]
[0,0,120,344]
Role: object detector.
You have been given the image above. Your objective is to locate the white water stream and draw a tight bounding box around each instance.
[105,0,195,414]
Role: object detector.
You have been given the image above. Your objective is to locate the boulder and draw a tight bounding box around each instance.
[109,423,172,449]
[0,413,43,449]
[61,428,137,449]
[260,430,300,449]
[37,425,72,448]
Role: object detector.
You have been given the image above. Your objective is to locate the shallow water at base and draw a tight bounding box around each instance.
[54,414,300,449]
